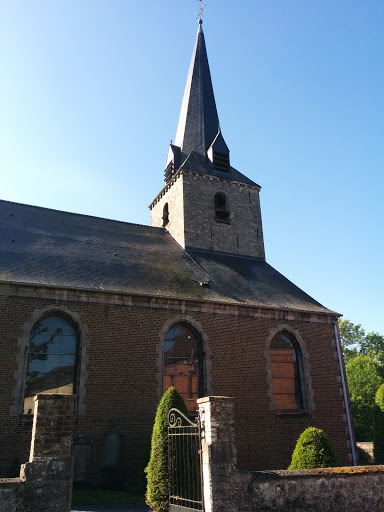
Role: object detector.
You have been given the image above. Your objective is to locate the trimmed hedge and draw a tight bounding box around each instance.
[374,384,384,463]
[145,387,188,512]
[289,427,342,469]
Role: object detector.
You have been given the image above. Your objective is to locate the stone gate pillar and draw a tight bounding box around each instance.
[29,393,74,460]
[197,396,237,512]
[20,394,75,512]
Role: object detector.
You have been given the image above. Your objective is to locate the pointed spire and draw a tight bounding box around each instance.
[174,22,224,160]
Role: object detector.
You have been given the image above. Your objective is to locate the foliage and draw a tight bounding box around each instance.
[288,427,342,470]
[145,387,188,512]
[339,319,384,441]
[376,384,384,412]
[345,354,382,440]
[339,319,384,369]
[139,437,152,493]
[349,398,376,442]
[346,355,383,404]
[373,384,384,463]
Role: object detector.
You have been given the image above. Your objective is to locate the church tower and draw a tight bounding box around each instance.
[150,21,265,260]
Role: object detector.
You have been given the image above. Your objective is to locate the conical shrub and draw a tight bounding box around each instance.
[288,427,342,469]
[145,387,188,512]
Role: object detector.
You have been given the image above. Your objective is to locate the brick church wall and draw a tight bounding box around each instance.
[0,285,350,487]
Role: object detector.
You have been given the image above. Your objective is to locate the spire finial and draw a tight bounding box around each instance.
[196,0,206,23]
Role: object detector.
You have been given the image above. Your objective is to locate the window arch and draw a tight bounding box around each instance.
[23,315,79,415]
[214,192,230,223]
[270,331,308,411]
[163,323,205,412]
[162,202,169,227]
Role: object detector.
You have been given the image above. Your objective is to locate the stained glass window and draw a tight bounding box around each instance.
[24,316,78,414]
[164,324,204,412]
[270,332,307,411]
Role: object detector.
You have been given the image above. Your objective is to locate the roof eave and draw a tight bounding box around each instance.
[0,279,341,317]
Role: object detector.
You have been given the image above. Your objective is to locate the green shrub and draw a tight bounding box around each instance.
[373,384,384,463]
[145,387,188,512]
[139,437,151,493]
[288,427,342,469]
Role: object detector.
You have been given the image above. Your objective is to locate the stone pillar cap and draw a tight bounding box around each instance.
[197,396,234,404]
[34,393,75,401]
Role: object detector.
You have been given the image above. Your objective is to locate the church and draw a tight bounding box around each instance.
[0,20,355,486]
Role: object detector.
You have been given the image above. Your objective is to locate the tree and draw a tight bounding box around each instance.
[339,319,366,364]
[339,319,384,368]
[339,320,384,440]
[288,427,342,469]
[345,355,382,440]
[145,387,188,512]
[373,384,384,463]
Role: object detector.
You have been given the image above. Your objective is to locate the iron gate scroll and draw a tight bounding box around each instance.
[168,408,204,512]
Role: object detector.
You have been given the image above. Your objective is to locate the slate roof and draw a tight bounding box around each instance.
[188,249,334,313]
[165,22,259,189]
[0,199,334,314]
[174,23,220,160]
[179,151,259,188]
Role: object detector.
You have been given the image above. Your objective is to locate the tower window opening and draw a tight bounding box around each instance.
[162,203,169,227]
[215,192,230,224]
[164,161,174,183]
[213,152,230,172]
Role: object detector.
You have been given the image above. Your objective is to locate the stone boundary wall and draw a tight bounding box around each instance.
[0,394,74,512]
[198,396,384,512]
[234,467,384,512]
[0,478,22,510]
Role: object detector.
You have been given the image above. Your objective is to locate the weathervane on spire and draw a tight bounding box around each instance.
[196,0,206,23]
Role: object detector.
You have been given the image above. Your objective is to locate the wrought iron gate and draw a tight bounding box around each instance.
[168,408,204,512]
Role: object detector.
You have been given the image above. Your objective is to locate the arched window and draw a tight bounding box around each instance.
[214,192,230,223]
[162,203,169,227]
[163,323,204,412]
[270,331,307,411]
[23,315,79,414]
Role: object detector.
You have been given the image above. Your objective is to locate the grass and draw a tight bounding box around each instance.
[72,488,143,506]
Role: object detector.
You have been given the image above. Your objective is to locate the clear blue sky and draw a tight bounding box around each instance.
[1,1,383,333]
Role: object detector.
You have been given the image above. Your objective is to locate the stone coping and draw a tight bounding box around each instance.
[247,465,384,480]
[0,478,21,486]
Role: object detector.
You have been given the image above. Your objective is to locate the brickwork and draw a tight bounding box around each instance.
[150,170,265,258]
[0,284,350,488]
